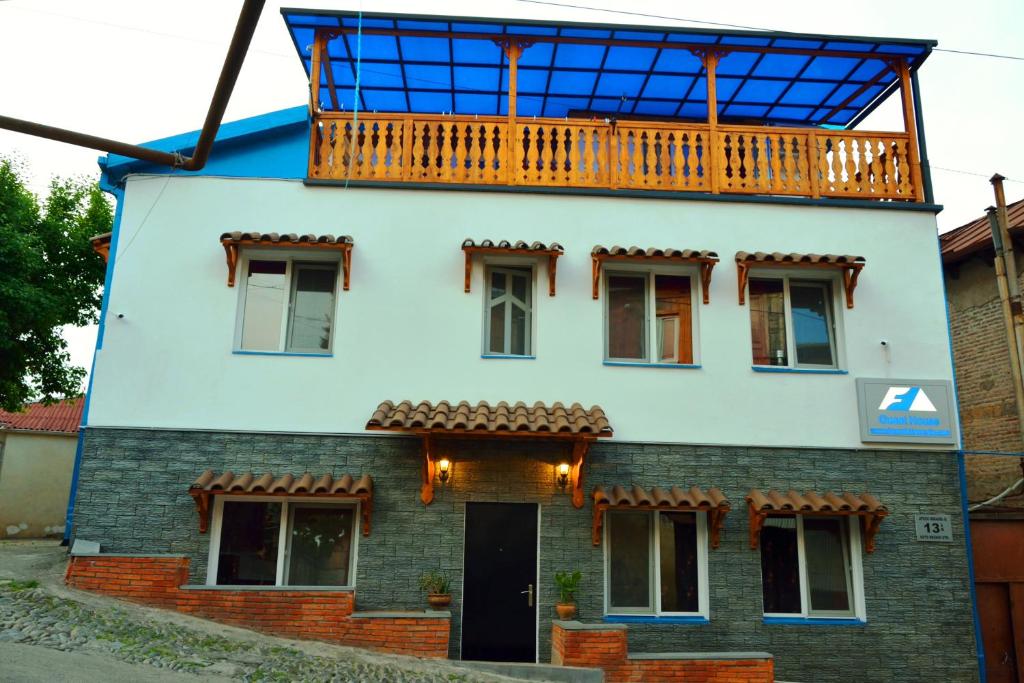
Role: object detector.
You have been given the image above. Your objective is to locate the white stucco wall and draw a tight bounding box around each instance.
[87,175,953,447]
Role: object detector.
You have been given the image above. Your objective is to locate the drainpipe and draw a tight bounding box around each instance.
[910,69,934,204]
[986,207,1024,450]
[0,0,265,170]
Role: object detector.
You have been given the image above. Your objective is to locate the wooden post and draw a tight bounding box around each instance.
[896,59,925,202]
[503,41,524,186]
[310,29,324,115]
[700,51,722,194]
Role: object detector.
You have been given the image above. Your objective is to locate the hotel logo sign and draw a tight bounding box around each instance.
[855,378,956,445]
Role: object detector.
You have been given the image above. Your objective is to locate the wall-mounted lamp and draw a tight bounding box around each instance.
[556,462,570,491]
[437,458,451,485]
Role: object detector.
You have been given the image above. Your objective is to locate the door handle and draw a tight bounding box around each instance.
[520,583,534,607]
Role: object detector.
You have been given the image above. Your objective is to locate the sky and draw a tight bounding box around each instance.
[1,0,1022,390]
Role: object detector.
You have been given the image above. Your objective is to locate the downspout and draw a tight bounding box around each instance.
[985,207,1024,449]
[910,69,934,204]
[0,0,264,170]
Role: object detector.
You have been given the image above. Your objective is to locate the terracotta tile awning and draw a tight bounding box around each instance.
[220,232,354,288]
[462,239,564,296]
[735,251,866,308]
[367,400,611,509]
[188,470,373,536]
[592,485,731,548]
[90,232,112,263]
[591,246,719,303]
[746,489,888,553]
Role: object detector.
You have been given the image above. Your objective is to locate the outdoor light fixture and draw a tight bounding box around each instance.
[556,462,570,491]
[438,458,451,484]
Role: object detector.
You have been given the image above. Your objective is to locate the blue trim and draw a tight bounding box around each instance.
[481,354,536,360]
[604,361,701,369]
[762,617,865,626]
[751,366,847,375]
[604,615,709,625]
[232,350,333,358]
[63,185,125,545]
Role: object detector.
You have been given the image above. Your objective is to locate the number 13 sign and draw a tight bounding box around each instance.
[914,514,953,542]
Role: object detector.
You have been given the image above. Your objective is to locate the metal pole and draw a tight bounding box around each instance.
[910,69,934,204]
[0,0,265,171]
[987,207,1024,453]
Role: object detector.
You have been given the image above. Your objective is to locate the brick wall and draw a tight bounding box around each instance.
[65,554,449,658]
[73,428,978,681]
[944,255,1024,508]
[552,622,774,683]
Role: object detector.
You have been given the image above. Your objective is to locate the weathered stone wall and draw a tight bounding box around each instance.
[944,254,1024,506]
[74,428,977,681]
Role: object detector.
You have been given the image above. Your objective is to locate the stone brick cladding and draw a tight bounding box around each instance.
[551,622,774,682]
[945,256,1024,508]
[73,427,978,681]
[65,554,448,658]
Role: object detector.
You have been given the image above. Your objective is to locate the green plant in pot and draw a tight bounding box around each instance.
[419,571,452,610]
[554,570,581,620]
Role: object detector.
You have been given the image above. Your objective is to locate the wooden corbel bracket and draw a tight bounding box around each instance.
[708,505,730,549]
[420,435,436,505]
[464,247,560,295]
[358,493,373,537]
[592,502,608,546]
[700,260,716,305]
[748,505,768,550]
[737,261,751,306]
[223,243,240,287]
[842,264,862,309]
[189,489,212,534]
[570,439,589,509]
[861,510,886,554]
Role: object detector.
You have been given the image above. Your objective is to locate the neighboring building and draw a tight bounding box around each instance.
[0,397,84,538]
[64,9,978,683]
[941,199,1024,683]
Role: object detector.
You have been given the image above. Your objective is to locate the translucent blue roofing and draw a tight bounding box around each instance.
[281,9,934,128]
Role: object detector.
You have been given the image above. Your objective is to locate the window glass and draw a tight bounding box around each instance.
[804,517,852,613]
[608,512,652,610]
[790,282,835,367]
[607,275,647,360]
[655,275,692,364]
[241,260,287,351]
[486,267,531,356]
[760,517,800,613]
[658,512,699,612]
[287,265,337,352]
[286,505,354,586]
[216,501,281,586]
[749,279,787,366]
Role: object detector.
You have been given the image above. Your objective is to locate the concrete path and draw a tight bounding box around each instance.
[0,642,222,682]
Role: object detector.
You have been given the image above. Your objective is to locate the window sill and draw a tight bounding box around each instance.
[604,361,701,370]
[762,616,865,626]
[604,615,709,625]
[232,350,333,358]
[481,354,536,360]
[751,366,847,375]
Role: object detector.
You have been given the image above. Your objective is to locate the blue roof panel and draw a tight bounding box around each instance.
[282,9,934,127]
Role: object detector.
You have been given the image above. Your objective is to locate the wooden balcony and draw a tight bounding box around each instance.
[308,113,923,202]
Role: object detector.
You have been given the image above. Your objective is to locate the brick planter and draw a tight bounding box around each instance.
[552,621,774,682]
[66,554,450,658]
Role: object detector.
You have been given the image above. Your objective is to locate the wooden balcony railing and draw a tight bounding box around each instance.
[309,113,923,202]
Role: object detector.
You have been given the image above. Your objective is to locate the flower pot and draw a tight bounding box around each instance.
[555,602,576,620]
[427,593,452,610]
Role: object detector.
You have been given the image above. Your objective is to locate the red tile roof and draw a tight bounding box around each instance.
[0,397,84,434]
[940,198,1024,265]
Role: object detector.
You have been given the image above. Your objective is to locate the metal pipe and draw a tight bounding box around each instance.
[0,0,265,171]
[987,208,1024,455]
[910,69,934,204]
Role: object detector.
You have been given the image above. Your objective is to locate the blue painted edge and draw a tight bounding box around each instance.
[751,366,847,375]
[604,615,709,625]
[232,350,333,358]
[481,354,536,360]
[762,617,865,626]
[63,184,125,545]
[604,361,702,370]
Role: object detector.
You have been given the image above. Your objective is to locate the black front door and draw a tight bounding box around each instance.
[461,502,538,662]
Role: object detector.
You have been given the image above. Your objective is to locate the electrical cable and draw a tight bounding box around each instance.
[968,477,1024,511]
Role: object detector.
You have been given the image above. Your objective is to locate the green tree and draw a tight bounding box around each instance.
[0,158,111,411]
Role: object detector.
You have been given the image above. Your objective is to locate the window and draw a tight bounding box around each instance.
[606,271,694,364]
[749,276,837,369]
[237,257,339,354]
[207,498,357,587]
[759,515,863,619]
[605,510,708,616]
[484,266,533,356]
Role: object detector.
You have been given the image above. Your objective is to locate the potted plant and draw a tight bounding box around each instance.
[419,571,452,610]
[554,569,581,620]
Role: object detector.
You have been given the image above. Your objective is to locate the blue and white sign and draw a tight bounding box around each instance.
[856,378,957,445]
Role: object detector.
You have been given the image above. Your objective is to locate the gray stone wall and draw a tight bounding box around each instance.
[74,428,978,682]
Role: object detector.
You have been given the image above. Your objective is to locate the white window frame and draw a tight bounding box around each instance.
[603,264,701,365]
[747,272,842,370]
[603,510,710,618]
[481,263,536,357]
[760,515,866,621]
[205,496,359,589]
[233,251,342,355]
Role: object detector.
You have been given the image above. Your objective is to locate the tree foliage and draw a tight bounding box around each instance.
[0,158,111,411]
